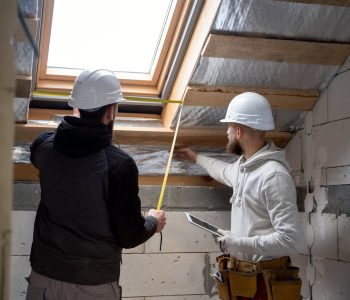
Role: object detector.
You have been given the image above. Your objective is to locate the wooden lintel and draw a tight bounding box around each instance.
[184,86,319,111]
[16,123,292,148]
[15,75,32,98]
[276,0,350,6]
[202,34,350,66]
[13,163,222,186]
[14,18,38,43]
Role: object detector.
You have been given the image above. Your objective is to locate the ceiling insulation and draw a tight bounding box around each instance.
[190,58,339,90]
[213,0,350,42]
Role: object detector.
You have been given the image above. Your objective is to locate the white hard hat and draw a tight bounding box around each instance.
[68,69,126,110]
[220,92,275,130]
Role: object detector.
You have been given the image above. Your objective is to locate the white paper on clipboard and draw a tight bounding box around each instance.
[185,212,224,236]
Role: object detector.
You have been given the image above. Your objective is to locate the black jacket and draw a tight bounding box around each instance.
[30,116,157,285]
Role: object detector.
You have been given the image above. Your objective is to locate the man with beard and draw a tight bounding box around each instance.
[26,69,166,300]
[176,92,304,300]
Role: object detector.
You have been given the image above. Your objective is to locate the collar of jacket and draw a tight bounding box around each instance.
[53,116,113,157]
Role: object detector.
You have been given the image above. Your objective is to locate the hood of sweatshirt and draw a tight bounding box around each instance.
[243,140,290,171]
[53,116,112,157]
[231,140,290,206]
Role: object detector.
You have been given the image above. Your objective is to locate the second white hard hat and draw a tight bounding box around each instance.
[220,92,275,130]
[68,69,126,110]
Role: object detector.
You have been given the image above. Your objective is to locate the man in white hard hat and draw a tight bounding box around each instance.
[176,92,304,299]
[26,69,166,300]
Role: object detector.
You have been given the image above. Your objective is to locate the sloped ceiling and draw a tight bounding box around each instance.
[173,0,350,147]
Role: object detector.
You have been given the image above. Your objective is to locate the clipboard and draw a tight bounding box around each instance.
[185,212,224,236]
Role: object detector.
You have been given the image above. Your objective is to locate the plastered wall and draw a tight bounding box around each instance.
[285,58,350,300]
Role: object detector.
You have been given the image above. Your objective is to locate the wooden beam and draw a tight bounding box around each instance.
[162,0,222,128]
[184,86,319,110]
[28,108,161,121]
[202,34,350,66]
[0,0,16,298]
[14,18,38,43]
[13,163,223,187]
[15,75,32,98]
[277,0,350,6]
[15,123,293,148]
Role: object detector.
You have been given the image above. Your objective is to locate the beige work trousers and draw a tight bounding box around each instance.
[25,270,121,300]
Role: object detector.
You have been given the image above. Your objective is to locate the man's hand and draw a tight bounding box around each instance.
[174,146,198,163]
[147,209,166,232]
[217,229,234,252]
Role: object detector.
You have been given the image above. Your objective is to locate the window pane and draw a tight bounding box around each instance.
[47,0,173,74]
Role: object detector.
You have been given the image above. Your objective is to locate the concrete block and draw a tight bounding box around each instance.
[285,130,302,172]
[323,185,350,216]
[290,254,310,299]
[13,183,41,210]
[328,70,350,122]
[11,211,36,255]
[313,119,350,168]
[313,90,328,126]
[167,186,231,210]
[327,166,350,185]
[313,258,350,300]
[299,213,309,255]
[311,213,337,259]
[120,253,208,297]
[10,256,30,300]
[123,186,231,210]
[338,215,350,262]
[146,296,217,300]
[145,211,230,253]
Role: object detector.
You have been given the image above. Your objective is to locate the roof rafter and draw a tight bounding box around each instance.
[202,34,350,65]
[184,86,319,110]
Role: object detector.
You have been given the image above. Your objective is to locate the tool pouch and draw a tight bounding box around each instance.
[263,267,301,300]
[271,278,302,300]
[216,270,231,300]
[215,254,231,300]
[228,270,258,298]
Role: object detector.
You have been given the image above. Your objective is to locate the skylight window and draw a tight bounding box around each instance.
[36,0,187,96]
[47,0,173,76]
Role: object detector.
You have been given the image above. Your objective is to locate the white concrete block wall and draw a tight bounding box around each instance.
[285,59,350,299]
[10,210,228,299]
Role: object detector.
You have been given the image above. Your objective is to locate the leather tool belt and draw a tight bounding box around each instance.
[214,254,302,300]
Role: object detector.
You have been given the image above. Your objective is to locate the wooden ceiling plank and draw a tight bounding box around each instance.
[15,75,32,98]
[184,86,319,110]
[15,124,292,148]
[13,162,223,186]
[202,34,350,66]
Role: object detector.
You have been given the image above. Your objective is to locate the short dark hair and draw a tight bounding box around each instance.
[79,104,114,121]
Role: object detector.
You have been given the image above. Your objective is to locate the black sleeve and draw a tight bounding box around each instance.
[108,158,157,248]
[30,132,55,168]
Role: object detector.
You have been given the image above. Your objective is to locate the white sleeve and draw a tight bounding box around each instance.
[228,172,305,256]
[196,154,235,187]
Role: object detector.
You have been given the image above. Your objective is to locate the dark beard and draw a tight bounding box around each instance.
[227,139,243,156]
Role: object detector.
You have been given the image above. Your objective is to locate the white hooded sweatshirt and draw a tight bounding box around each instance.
[196,141,305,262]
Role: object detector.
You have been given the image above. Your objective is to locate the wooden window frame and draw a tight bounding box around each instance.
[36,0,190,97]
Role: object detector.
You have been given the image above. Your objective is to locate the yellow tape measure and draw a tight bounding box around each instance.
[156,103,183,210]
[32,91,182,104]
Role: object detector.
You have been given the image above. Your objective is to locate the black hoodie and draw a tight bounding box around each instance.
[29,116,157,285]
